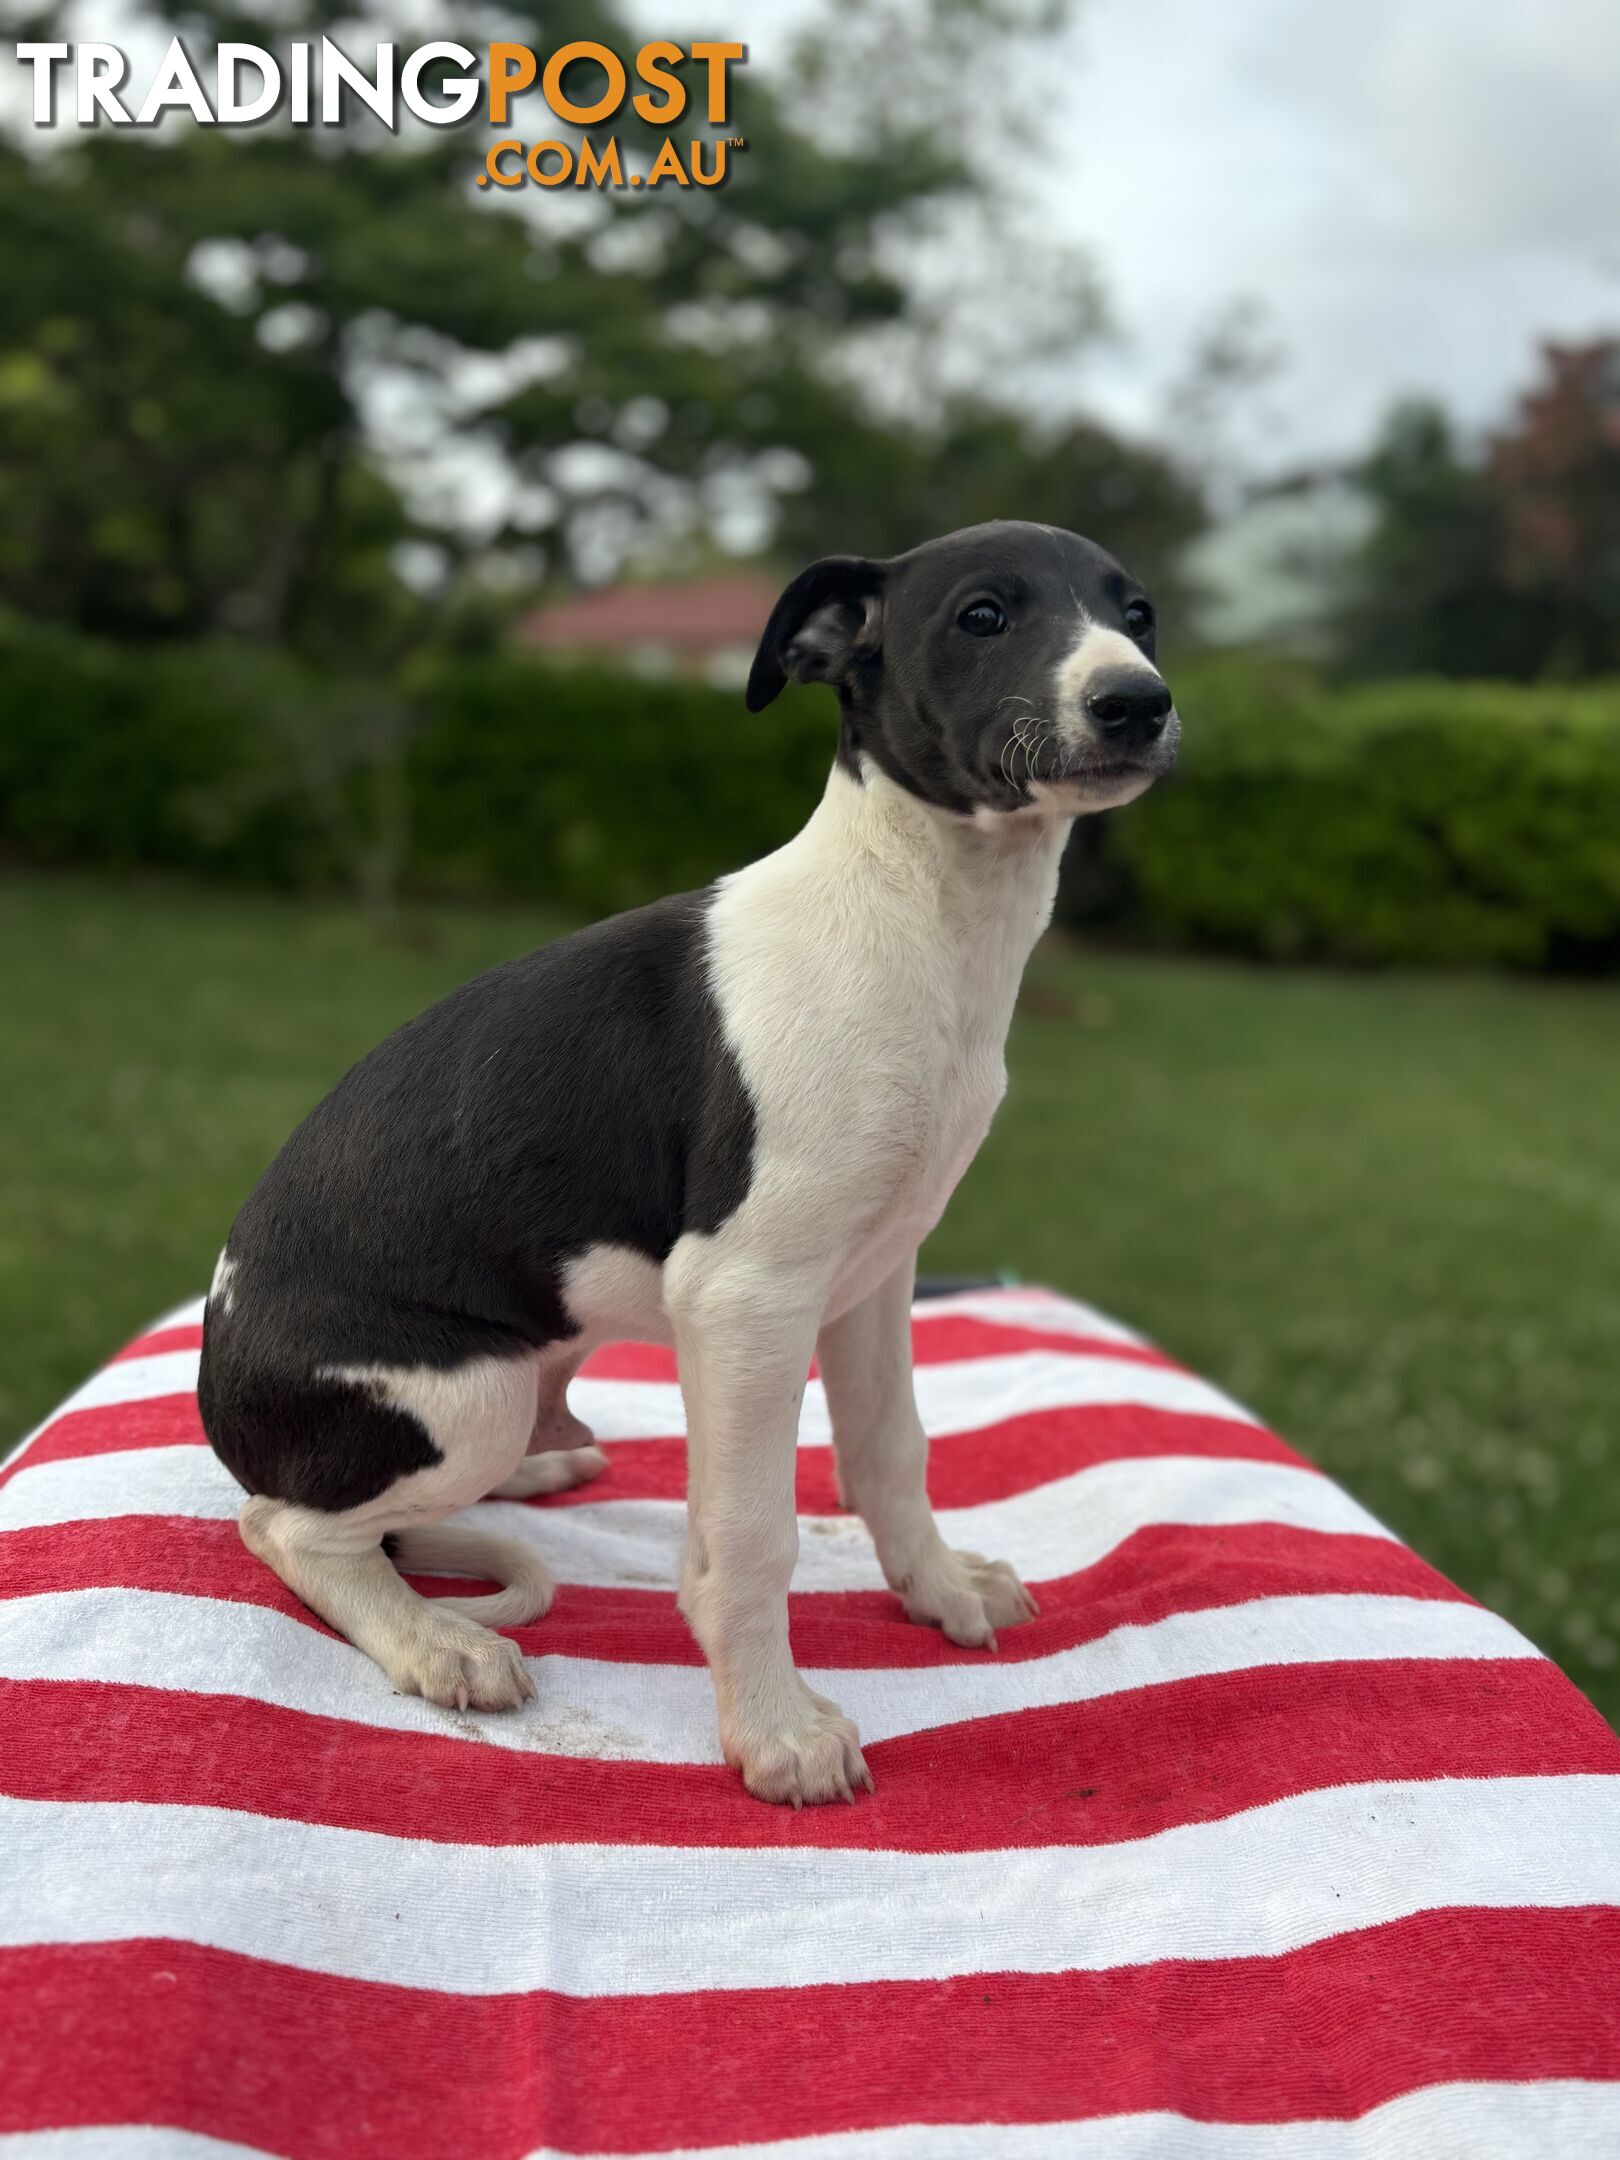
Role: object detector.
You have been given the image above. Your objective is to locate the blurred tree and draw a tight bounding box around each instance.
[1163,296,1287,515]
[0,0,1202,661]
[1336,400,1516,677]
[1490,341,1620,677]
[1336,342,1620,680]
[0,140,414,653]
[774,400,1202,620]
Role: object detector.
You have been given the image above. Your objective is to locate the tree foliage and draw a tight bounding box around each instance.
[1338,342,1620,680]
[0,0,1203,664]
[1490,341,1620,677]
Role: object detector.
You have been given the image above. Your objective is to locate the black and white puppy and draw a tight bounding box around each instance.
[200,519,1178,1806]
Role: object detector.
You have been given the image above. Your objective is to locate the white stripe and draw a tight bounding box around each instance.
[5,1775,1618,1997]
[0,1449,1379,1588]
[577,1351,1257,1446]
[911,1286,1150,1347]
[11,1350,204,1448]
[0,2138,271,2160]
[480,1454,1385,1591]
[9,1346,1256,1463]
[0,2136,274,2160]
[8,2085,1620,2160]
[0,1587,1535,1762]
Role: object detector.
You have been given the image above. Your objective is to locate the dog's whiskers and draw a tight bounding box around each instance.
[999,709,1055,795]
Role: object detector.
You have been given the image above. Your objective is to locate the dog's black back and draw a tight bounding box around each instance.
[199,889,755,1509]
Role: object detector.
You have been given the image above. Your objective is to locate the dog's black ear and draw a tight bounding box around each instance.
[745,555,885,713]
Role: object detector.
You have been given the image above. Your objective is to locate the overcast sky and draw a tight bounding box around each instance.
[648,0,1620,478]
[22,0,1614,525]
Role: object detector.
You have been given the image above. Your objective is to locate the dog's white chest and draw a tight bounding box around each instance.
[905,991,1009,1199]
[651,763,1066,1332]
[821,1049,1004,1317]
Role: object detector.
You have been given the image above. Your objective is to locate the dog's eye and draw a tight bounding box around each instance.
[1125,599,1155,639]
[958,600,1008,637]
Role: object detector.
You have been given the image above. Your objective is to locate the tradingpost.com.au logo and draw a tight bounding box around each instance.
[12,37,747,189]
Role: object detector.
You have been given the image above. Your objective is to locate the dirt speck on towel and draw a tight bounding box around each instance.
[524,1700,643,1758]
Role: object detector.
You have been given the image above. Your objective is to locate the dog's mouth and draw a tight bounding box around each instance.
[1042,732,1178,796]
[1064,755,1154,788]
[991,710,1178,808]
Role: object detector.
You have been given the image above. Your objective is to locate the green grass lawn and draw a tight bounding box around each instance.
[5,870,1619,1726]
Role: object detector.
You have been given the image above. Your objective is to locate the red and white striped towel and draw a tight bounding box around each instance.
[3,1285,1619,2158]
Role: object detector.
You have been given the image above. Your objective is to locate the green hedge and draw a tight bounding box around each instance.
[3,622,1618,969]
[1080,653,1620,969]
[405,651,830,916]
[0,630,317,885]
[0,624,831,910]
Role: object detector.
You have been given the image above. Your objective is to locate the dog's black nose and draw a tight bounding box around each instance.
[1085,672,1173,749]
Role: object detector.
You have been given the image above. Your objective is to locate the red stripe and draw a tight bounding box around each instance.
[0,1515,1460,1667]
[111,1324,203,1362]
[0,1399,1299,1500]
[584,1317,1175,1382]
[105,1313,1171,1380]
[0,1395,209,1484]
[4,1658,1613,1853]
[881,1313,1172,1371]
[5,1911,1620,2155]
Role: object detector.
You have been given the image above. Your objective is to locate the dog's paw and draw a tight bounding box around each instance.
[900,1547,1039,1651]
[491,1442,609,1500]
[725,1689,874,1808]
[388,1618,537,1712]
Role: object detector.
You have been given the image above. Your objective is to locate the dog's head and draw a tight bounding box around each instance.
[747,520,1178,818]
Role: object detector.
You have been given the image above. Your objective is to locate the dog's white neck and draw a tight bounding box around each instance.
[798,758,1071,985]
[709,759,1072,1167]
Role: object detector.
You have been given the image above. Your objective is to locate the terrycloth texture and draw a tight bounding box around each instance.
[2,1286,1619,2159]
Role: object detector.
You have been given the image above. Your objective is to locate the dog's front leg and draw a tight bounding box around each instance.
[671,1264,872,1806]
[819,1257,1038,1650]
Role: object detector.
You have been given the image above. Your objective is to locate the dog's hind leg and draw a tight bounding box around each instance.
[241,1496,540,1711]
[234,1351,552,1710]
[493,1448,605,1497]
[489,1341,607,1498]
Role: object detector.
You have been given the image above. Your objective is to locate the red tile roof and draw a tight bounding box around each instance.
[517,572,777,655]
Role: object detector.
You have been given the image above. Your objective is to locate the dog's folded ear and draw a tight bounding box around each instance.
[745,555,886,713]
